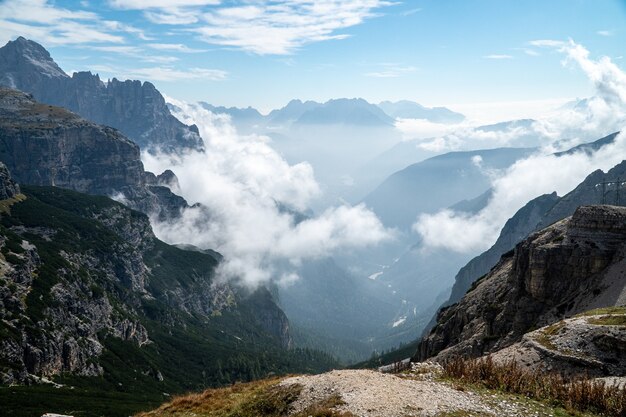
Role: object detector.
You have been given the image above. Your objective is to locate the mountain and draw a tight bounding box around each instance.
[0,87,185,219]
[378,100,465,123]
[441,133,623,313]
[362,147,535,229]
[0,37,202,152]
[199,102,265,125]
[416,204,626,364]
[295,98,395,126]
[0,170,337,416]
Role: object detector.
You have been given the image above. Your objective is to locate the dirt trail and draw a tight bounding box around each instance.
[280,363,557,417]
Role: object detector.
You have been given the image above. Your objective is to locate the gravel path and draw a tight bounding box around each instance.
[281,367,495,417]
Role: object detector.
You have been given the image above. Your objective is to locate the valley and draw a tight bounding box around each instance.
[0,1,625,415]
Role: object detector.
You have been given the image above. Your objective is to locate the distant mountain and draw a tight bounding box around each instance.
[378,100,465,123]
[0,37,202,152]
[199,102,265,124]
[362,147,536,229]
[295,98,395,126]
[267,99,321,123]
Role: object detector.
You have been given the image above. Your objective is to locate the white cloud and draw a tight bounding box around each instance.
[0,0,132,45]
[109,0,221,8]
[144,8,201,25]
[192,1,395,55]
[483,54,513,60]
[414,40,626,254]
[597,30,612,37]
[148,43,206,52]
[143,100,392,287]
[365,64,416,78]
[401,7,421,16]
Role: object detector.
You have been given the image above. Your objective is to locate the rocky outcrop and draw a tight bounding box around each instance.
[0,37,202,152]
[0,181,294,385]
[0,162,20,199]
[491,309,626,377]
[0,87,185,219]
[416,205,626,361]
[434,157,626,328]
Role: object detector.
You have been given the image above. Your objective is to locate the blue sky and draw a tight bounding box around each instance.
[0,0,625,114]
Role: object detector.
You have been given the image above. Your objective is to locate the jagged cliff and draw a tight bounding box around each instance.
[0,37,202,152]
[0,87,185,219]
[0,173,301,388]
[442,154,626,313]
[417,205,626,361]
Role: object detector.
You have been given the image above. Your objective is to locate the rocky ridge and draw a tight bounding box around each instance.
[0,87,186,219]
[441,152,626,315]
[0,37,202,152]
[0,176,294,386]
[417,205,626,364]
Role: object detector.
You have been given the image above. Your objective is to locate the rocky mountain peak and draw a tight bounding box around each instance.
[0,37,67,84]
[0,37,203,152]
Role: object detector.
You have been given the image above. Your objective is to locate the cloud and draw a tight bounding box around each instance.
[401,7,421,16]
[109,0,220,8]
[142,100,392,287]
[365,64,416,78]
[597,30,612,37]
[0,0,133,45]
[483,54,513,60]
[148,43,207,52]
[190,1,395,55]
[414,40,626,254]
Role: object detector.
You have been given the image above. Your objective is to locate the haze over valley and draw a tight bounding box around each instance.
[1,1,626,416]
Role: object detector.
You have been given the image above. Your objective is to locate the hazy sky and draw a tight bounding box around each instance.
[1,0,625,114]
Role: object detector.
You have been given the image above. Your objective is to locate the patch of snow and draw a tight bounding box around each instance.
[392,316,406,327]
[368,271,383,280]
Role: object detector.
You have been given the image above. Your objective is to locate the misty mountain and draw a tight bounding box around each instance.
[199,102,265,126]
[267,99,321,123]
[363,147,536,229]
[0,37,202,152]
[378,100,465,123]
[295,98,395,126]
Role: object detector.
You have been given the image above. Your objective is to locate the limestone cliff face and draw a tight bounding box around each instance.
[0,37,202,152]
[437,158,626,325]
[0,87,185,219]
[416,205,626,361]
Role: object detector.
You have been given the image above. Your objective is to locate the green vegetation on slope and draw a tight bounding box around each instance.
[0,186,339,417]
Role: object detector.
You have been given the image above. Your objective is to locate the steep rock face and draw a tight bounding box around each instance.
[0,37,202,152]
[440,157,626,313]
[0,183,296,385]
[416,205,626,361]
[445,192,560,308]
[0,162,20,199]
[0,87,185,219]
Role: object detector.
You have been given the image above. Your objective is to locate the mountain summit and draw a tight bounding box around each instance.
[0,37,202,152]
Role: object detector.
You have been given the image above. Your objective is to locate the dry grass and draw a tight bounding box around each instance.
[577,306,626,317]
[587,315,626,326]
[136,377,353,417]
[136,377,298,417]
[442,356,626,416]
